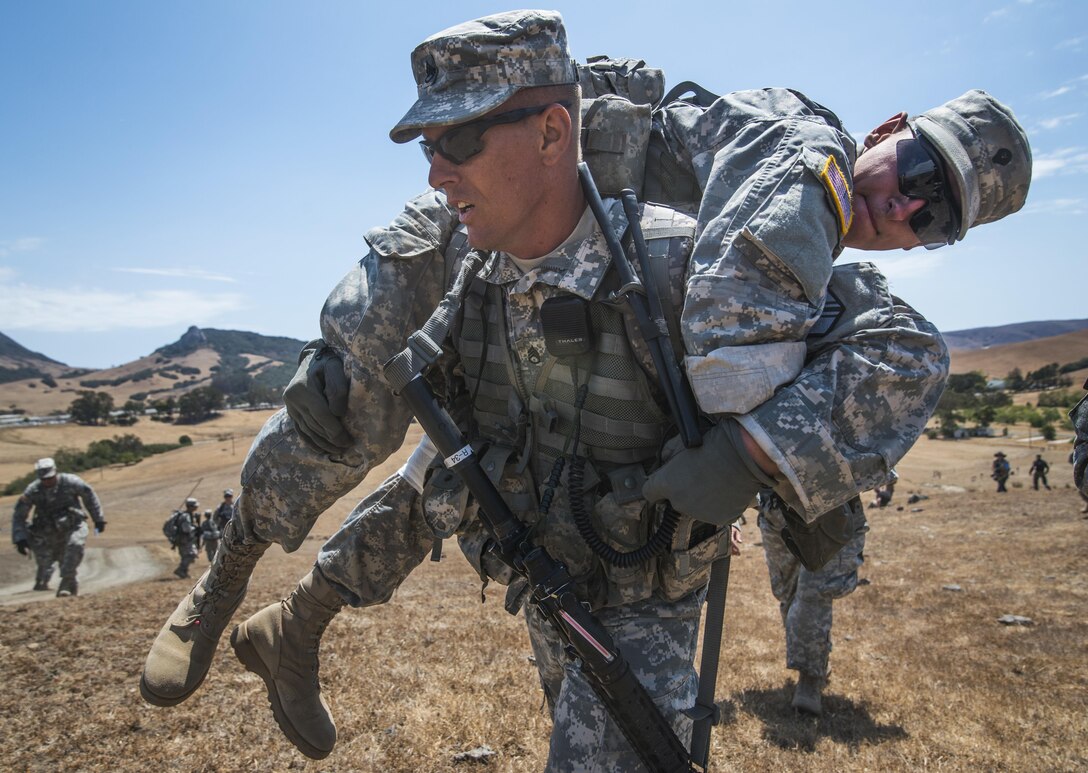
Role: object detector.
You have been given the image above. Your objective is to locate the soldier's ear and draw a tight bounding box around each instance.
[863,112,909,150]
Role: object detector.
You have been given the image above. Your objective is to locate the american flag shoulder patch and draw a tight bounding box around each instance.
[820,155,853,236]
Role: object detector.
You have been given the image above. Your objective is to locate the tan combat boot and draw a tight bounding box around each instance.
[791,671,825,716]
[230,567,344,760]
[140,518,268,705]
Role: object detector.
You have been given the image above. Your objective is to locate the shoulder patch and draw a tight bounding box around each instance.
[808,287,844,339]
[819,155,853,236]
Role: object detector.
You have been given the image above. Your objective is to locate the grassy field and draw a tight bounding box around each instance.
[0,416,1085,771]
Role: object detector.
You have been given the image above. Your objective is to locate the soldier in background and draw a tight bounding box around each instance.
[200,509,221,561]
[11,457,106,596]
[757,492,868,715]
[992,452,1011,492]
[213,489,234,532]
[168,498,201,579]
[1071,383,1088,510]
[1029,454,1050,491]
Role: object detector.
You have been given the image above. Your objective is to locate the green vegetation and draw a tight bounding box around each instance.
[0,366,46,385]
[68,391,115,425]
[1037,390,1083,409]
[78,368,156,388]
[2,434,183,495]
[177,386,224,423]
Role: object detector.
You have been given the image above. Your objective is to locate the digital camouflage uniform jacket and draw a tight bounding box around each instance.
[236,87,947,562]
[12,473,104,543]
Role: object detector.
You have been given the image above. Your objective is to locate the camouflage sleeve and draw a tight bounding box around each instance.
[1071,390,1088,494]
[236,190,457,551]
[662,90,857,416]
[736,262,950,521]
[11,486,34,543]
[72,476,104,524]
[319,189,459,469]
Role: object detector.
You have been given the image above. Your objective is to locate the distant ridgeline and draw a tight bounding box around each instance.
[150,326,306,400]
[2,433,188,495]
[0,331,67,385]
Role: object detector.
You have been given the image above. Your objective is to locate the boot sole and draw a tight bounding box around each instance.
[230,623,333,760]
[139,667,208,707]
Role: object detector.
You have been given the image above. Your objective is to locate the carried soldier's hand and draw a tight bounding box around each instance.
[284,341,353,456]
[95,521,106,534]
[643,420,773,526]
[15,539,29,556]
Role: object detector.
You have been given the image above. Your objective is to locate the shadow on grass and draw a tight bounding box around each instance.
[724,683,908,752]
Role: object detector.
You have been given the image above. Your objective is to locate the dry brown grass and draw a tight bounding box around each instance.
[1,420,1086,772]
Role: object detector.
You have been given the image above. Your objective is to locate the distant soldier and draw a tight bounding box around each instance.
[10,457,106,596]
[1029,454,1050,491]
[213,489,235,532]
[165,498,201,579]
[200,509,221,561]
[992,452,1011,493]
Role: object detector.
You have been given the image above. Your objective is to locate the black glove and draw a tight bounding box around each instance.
[95,521,106,534]
[643,419,774,526]
[283,341,353,455]
[15,539,30,556]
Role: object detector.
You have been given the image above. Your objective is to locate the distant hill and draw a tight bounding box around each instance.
[0,332,69,385]
[949,328,1088,382]
[155,326,305,363]
[0,326,307,416]
[943,319,1088,351]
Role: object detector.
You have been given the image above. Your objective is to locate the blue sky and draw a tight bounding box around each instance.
[1,0,1084,368]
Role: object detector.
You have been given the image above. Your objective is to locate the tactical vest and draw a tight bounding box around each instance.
[25,474,88,532]
[432,203,732,611]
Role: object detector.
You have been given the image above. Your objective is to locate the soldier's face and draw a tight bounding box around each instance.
[425,103,551,259]
[40,475,57,489]
[845,126,928,251]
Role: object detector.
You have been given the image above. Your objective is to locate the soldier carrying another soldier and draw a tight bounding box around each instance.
[140,10,1031,766]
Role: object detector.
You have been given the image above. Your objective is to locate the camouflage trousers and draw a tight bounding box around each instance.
[202,538,219,562]
[526,590,703,773]
[757,501,867,677]
[175,539,199,577]
[235,409,372,552]
[316,472,433,608]
[29,521,88,586]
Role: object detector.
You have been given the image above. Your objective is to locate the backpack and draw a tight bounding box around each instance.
[576,56,718,202]
[162,512,182,544]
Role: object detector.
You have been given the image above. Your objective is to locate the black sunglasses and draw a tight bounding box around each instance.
[420,101,572,165]
[896,134,962,248]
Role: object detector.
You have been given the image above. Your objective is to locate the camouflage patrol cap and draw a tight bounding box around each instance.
[35,457,57,478]
[911,90,1031,241]
[223,488,234,497]
[185,497,199,508]
[390,10,578,144]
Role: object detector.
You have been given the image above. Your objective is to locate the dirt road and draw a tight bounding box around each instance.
[0,545,168,604]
